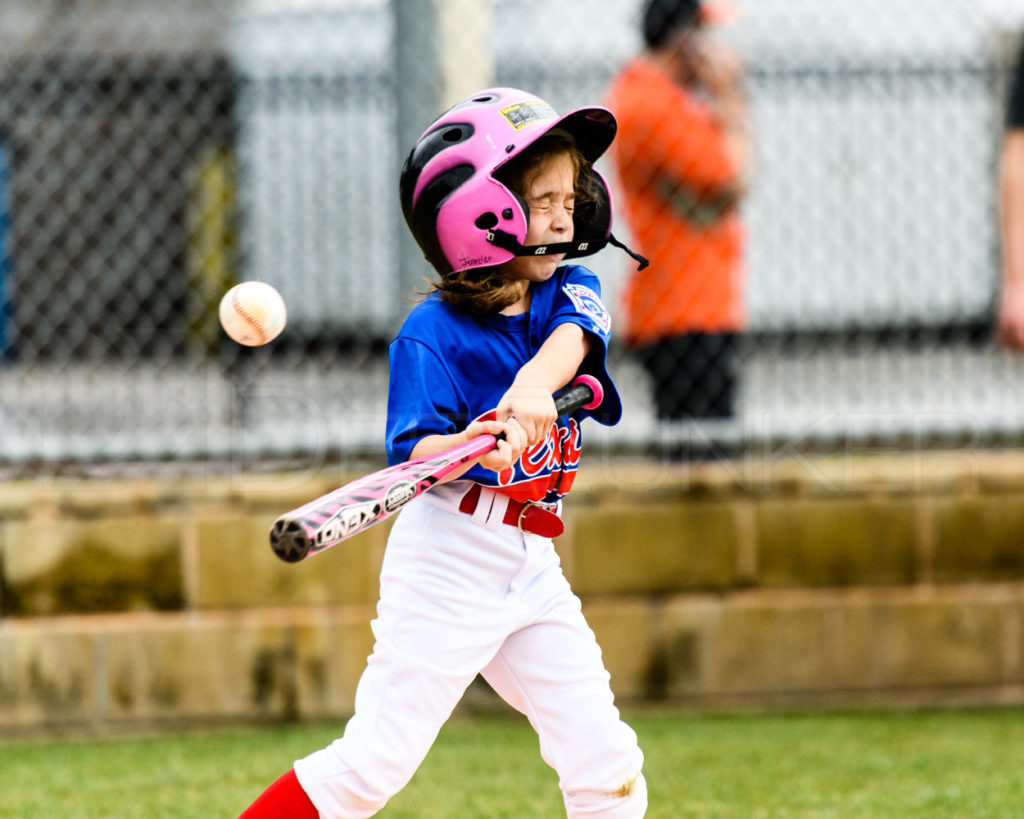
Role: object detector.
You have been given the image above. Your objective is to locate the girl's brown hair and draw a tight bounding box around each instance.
[422,131,590,318]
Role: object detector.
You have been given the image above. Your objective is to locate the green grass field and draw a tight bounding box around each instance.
[3,708,1024,818]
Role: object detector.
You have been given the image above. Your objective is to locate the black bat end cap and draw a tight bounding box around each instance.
[270,519,311,563]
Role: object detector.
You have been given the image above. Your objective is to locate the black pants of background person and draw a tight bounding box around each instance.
[634,331,738,459]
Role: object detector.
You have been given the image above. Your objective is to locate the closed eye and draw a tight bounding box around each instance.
[527,194,575,214]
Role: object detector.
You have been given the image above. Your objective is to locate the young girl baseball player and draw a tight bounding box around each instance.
[240,87,648,819]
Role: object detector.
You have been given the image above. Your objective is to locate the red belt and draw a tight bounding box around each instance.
[458,483,564,538]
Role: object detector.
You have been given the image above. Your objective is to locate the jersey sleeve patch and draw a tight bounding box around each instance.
[563,282,611,336]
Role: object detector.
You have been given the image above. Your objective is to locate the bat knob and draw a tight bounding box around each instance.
[571,374,604,411]
[270,519,312,563]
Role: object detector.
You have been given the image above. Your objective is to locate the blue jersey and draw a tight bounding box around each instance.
[386,264,622,504]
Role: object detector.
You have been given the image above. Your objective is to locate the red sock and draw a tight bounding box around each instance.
[238,768,319,818]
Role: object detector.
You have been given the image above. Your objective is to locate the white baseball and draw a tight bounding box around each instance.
[218,281,287,346]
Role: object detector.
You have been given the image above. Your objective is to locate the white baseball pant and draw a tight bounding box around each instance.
[294,482,646,818]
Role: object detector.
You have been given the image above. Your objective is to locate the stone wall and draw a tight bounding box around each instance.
[3,450,1024,734]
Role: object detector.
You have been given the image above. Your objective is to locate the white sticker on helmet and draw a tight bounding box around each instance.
[501,101,558,129]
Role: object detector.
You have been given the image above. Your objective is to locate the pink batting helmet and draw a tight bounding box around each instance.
[399,87,646,276]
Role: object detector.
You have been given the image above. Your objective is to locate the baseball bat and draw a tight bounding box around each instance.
[269,375,605,563]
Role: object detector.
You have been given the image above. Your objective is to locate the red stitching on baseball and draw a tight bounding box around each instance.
[231,287,267,341]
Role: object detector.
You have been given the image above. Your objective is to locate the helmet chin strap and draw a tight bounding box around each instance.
[485,228,649,270]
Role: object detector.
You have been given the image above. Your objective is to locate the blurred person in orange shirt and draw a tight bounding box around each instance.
[999,35,1024,351]
[605,0,751,432]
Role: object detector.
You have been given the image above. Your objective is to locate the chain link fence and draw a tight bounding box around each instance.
[1,0,1024,474]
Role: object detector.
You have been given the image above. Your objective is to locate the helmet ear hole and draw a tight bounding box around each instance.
[475,212,498,229]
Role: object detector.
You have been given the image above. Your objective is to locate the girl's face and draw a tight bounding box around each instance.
[502,151,576,284]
